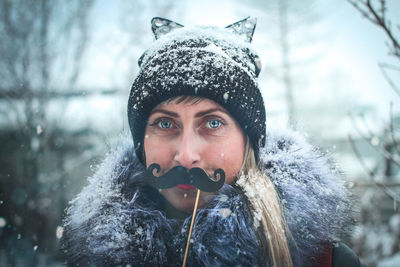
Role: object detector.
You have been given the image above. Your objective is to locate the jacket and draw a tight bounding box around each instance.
[61,128,364,266]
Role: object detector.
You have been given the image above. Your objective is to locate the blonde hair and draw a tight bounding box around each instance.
[236,137,293,267]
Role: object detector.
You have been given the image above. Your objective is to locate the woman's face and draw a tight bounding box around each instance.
[144,98,245,214]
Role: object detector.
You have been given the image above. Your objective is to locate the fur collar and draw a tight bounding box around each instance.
[61,128,354,266]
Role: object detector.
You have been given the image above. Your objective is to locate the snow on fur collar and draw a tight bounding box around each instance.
[61,128,354,266]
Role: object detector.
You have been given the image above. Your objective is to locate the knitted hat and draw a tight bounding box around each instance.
[128,17,266,163]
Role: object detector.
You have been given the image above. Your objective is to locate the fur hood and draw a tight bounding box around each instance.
[61,128,354,266]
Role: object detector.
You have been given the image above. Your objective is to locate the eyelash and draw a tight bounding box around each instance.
[204,118,225,129]
[149,118,175,129]
[149,116,226,131]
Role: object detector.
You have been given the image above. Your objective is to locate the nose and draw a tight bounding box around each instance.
[173,128,201,168]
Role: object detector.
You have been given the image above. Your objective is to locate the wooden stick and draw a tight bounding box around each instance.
[182,189,201,267]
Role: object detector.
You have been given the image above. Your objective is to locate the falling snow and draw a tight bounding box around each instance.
[223,92,229,102]
[56,226,64,239]
[0,217,6,227]
[36,125,43,135]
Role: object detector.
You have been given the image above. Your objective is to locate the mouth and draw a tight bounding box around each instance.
[177,184,196,190]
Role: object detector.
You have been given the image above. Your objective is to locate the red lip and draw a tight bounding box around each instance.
[177,184,196,190]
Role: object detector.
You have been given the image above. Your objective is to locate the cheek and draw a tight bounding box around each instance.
[144,135,174,167]
[205,136,245,184]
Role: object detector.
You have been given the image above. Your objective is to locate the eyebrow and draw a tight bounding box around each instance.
[194,108,228,118]
[150,107,228,118]
[150,108,179,118]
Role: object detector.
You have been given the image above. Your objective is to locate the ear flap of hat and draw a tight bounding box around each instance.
[151,17,184,40]
[225,16,257,43]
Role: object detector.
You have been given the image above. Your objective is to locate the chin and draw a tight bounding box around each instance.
[162,188,210,215]
[176,197,197,212]
[180,197,209,213]
[178,204,195,214]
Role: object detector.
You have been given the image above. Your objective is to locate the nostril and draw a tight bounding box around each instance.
[174,154,199,169]
[174,149,200,169]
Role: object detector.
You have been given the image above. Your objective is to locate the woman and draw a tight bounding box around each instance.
[61,17,364,266]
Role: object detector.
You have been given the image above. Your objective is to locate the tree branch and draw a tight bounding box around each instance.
[378,62,400,97]
[348,134,400,202]
[348,0,400,58]
[350,113,400,167]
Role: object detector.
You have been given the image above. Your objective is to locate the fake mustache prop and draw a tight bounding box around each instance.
[145,163,225,192]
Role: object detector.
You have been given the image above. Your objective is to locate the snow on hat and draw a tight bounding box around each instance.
[128,17,266,163]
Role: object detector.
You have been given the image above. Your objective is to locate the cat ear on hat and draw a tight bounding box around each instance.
[225,16,257,43]
[151,17,184,40]
[225,17,262,77]
[138,17,184,66]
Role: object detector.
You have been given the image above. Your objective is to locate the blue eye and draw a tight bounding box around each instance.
[207,119,222,129]
[158,120,172,129]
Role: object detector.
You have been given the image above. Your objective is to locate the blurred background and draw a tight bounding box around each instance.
[0,0,399,266]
